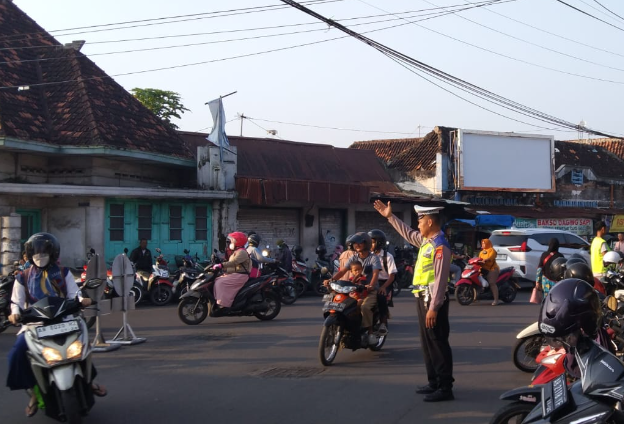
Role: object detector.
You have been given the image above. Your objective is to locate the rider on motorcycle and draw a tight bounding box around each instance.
[325,232,381,346]
[369,229,397,335]
[246,234,277,266]
[6,232,106,417]
[212,232,252,310]
[338,235,357,280]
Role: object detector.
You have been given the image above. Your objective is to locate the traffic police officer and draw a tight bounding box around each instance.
[374,200,454,402]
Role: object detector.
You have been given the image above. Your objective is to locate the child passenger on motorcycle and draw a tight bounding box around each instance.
[6,232,107,418]
[349,261,368,308]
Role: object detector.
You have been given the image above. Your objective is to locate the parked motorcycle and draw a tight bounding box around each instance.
[177,266,281,325]
[310,252,336,297]
[454,257,519,306]
[291,258,309,298]
[134,248,175,306]
[262,262,298,305]
[0,272,15,332]
[318,267,387,366]
[17,296,97,423]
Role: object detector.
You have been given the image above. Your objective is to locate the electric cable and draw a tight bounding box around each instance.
[553,0,624,33]
[247,117,416,134]
[245,117,285,139]
[588,0,624,22]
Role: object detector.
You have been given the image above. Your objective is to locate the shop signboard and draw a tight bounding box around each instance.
[610,215,624,233]
[514,218,593,236]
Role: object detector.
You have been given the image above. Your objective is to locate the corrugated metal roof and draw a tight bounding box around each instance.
[556,140,624,179]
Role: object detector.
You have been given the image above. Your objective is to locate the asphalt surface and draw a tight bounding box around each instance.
[0,289,540,424]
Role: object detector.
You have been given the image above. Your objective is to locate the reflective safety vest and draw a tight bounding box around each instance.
[591,236,607,275]
[412,231,450,293]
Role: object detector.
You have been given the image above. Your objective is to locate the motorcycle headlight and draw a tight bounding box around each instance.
[66,340,83,360]
[330,282,357,294]
[42,347,63,364]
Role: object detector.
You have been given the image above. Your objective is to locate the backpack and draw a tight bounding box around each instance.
[249,257,261,278]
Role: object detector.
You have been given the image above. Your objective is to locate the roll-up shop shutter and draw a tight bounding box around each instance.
[237,208,300,249]
[319,209,345,254]
[355,211,405,253]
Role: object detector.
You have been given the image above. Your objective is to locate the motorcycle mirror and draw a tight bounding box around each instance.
[605,295,618,312]
[124,247,128,254]
[90,248,96,254]
[155,248,162,253]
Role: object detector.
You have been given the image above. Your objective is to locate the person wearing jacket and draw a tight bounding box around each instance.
[246,234,277,266]
[275,239,293,274]
[7,233,106,417]
[479,239,500,306]
[535,238,564,295]
[212,232,252,309]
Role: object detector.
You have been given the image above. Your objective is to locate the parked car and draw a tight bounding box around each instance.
[488,229,590,281]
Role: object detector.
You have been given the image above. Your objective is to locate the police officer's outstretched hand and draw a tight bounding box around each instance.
[374,200,392,218]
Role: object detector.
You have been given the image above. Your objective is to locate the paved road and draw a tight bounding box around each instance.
[0,290,539,424]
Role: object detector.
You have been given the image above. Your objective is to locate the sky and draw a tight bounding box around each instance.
[12,0,624,147]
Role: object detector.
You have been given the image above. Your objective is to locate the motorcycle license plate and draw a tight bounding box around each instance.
[323,301,346,312]
[541,373,568,418]
[322,294,333,302]
[36,320,79,339]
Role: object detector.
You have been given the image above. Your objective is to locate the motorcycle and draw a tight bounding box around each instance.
[291,257,309,298]
[17,296,97,423]
[172,249,204,298]
[310,254,336,296]
[318,267,387,366]
[177,265,281,325]
[0,271,15,332]
[493,338,624,424]
[134,248,175,306]
[262,262,298,305]
[454,257,520,306]
[393,245,415,296]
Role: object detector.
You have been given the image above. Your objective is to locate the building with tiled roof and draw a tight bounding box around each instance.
[0,0,235,271]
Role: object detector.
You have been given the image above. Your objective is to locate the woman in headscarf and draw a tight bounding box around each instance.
[479,238,500,305]
[536,238,564,295]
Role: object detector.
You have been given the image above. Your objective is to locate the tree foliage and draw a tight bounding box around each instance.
[131,88,190,129]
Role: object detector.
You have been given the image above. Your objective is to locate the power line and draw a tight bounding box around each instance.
[247,117,417,134]
[0,2,505,89]
[0,0,341,43]
[419,0,624,74]
[592,0,624,22]
[279,0,622,138]
[553,0,624,33]
[245,117,285,139]
[460,0,624,60]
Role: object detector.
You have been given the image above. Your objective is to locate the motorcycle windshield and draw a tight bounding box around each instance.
[27,297,80,321]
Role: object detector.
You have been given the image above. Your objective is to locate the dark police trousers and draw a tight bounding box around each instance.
[415,294,454,391]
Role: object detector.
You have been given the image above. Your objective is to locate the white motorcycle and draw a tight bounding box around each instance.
[512,321,546,373]
[19,296,97,423]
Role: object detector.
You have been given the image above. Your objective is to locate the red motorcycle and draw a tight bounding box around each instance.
[454,257,519,306]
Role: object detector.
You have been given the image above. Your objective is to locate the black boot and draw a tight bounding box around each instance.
[423,388,454,402]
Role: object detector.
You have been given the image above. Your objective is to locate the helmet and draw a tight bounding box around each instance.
[25,232,60,269]
[539,278,601,338]
[368,229,387,252]
[247,233,261,247]
[568,253,588,264]
[227,232,248,249]
[350,232,372,251]
[550,257,567,281]
[315,245,327,256]
[604,251,621,266]
[334,244,344,255]
[565,257,585,269]
[276,239,286,248]
[291,245,303,257]
[564,262,594,284]
[345,235,356,251]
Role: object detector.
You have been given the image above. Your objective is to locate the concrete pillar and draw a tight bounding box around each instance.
[1,213,21,276]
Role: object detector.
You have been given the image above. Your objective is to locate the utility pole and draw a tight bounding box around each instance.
[239,113,246,136]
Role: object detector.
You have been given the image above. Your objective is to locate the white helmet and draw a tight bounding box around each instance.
[603,251,621,266]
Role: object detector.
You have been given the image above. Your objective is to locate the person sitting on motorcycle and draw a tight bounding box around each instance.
[331,245,344,263]
[369,229,397,335]
[535,238,565,296]
[479,238,500,306]
[212,232,252,310]
[6,232,107,417]
[246,234,277,266]
[275,240,293,274]
[348,261,368,308]
[325,232,382,346]
[338,235,358,280]
[603,250,623,274]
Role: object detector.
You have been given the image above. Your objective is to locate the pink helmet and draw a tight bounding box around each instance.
[228,232,248,249]
[334,244,344,255]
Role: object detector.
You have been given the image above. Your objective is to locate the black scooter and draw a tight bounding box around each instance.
[0,272,15,332]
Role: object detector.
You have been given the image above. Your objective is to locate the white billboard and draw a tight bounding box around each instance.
[457,130,555,192]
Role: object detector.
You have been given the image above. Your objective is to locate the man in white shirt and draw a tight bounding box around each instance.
[369,229,398,335]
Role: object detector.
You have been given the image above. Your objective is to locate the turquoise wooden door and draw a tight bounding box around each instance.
[16,209,41,247]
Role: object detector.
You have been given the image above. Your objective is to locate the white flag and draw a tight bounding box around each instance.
[206,97,229,162]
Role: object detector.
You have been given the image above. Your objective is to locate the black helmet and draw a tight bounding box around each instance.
[315,245,327,256]
[564,262,594,284]
[345,235,355,251]
[550,257,567,281]
[247,233,261,247]
[25,232,60,269]
[368,229,387,252]
[350,232,372,251]
[568,253,588,264]
[539,278,601,338]
[565,257,585,269]
[291,245,303,256]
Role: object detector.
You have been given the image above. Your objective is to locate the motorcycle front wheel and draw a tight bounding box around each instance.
[489,402,535,424]
[455,285,475,306]
[500,282,518,304]
[293,278,307,297]
[280,282,297,305]
[177,298,209,325]
[319,324,341,366]
[512,335,545,373]
[60,388,83,424]
[149,285,173,306]
[254,292,281,321]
